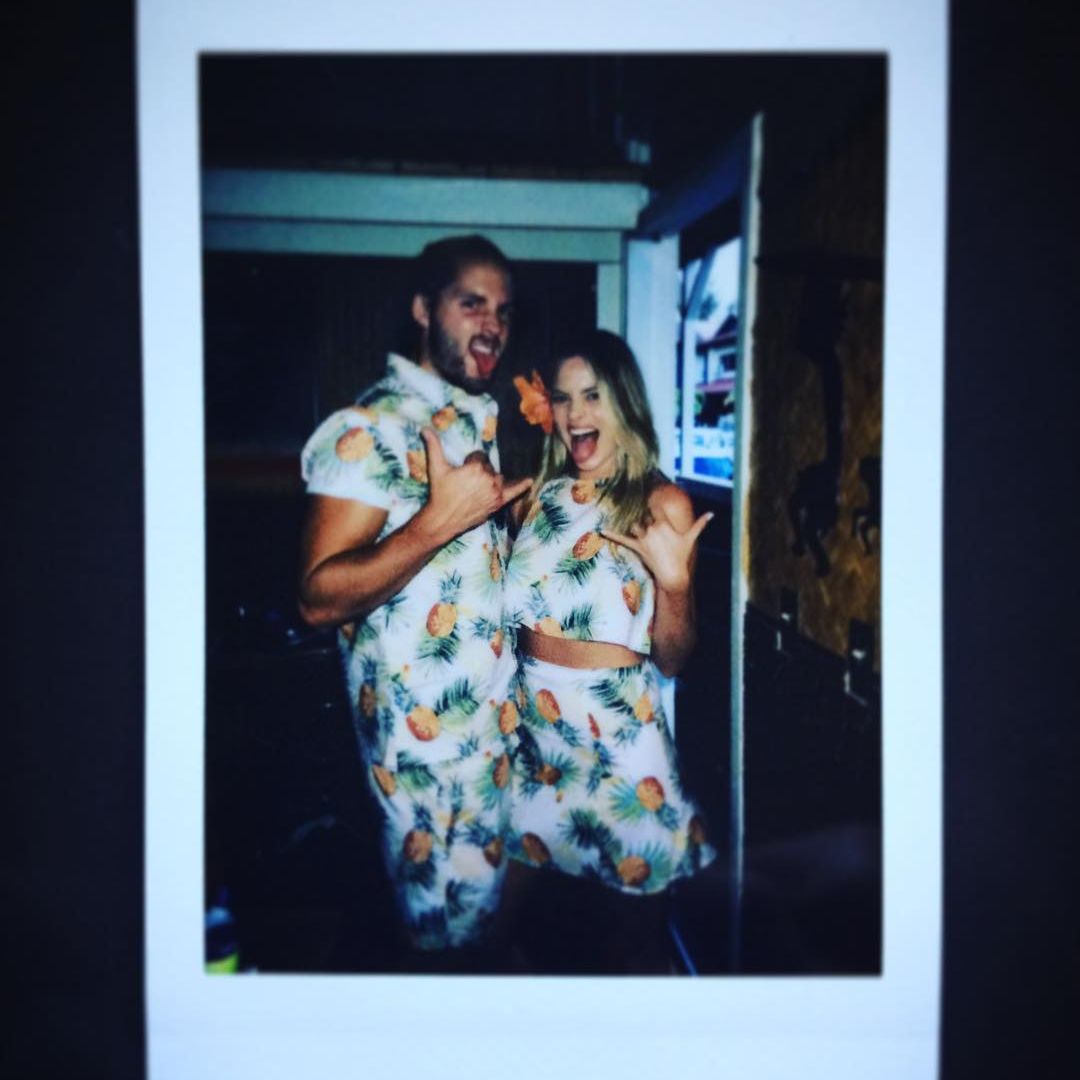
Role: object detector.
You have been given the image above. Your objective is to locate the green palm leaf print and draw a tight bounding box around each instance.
[464,820,497,848]
[440,572,463,602]
[395,754,437,793]
[370,440,404,490]
[554,550,600,587]
[586,742,614,794]
[613,716,644,745]
[432,678,479,728]
[532,499,571,544]
[588,675,638,719]
[446,877,481,919]
[469,616,500,640]
[455,412,478,442]
[474,760,509,811]
[456,734,480,759]
[378,592,408,629]
[560,604,595,641]
[417,629,460,664]
[360,387,405,413]
[609,779,648,823]
[431,536,467,567]
[551,718,584,748]
[558,808,620,858]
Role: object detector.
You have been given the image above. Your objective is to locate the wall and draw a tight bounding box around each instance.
[746,100,885,669]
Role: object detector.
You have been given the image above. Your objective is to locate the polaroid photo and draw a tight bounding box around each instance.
[139,2,945,1077]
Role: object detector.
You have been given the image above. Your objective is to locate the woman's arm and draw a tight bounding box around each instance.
[602,482,712,677]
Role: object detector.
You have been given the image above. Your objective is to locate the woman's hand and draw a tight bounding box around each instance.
[602,500,713,594]
[602,484,712,677]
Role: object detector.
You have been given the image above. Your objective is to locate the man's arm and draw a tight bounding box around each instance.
[298,427,530,628]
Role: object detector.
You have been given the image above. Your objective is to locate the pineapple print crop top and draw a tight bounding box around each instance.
[505,476,654,655]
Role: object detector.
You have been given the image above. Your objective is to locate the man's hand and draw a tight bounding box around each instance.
[299,429,531,629]
[417,428,531,545]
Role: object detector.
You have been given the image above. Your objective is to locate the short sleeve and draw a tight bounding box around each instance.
[300,407,396,511]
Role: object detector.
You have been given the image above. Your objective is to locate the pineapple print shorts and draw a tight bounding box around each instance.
[506,656,716,893]
[367,744,513,951]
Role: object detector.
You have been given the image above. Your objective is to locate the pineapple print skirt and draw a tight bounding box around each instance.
[366,745,513,950]
[506,655,716,893]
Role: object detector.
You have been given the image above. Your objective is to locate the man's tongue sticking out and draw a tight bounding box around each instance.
[470,337,498,379]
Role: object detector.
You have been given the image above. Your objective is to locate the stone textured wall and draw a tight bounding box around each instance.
[747,101,885,667]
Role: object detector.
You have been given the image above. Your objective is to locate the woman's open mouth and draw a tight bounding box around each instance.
[569,428,599,464]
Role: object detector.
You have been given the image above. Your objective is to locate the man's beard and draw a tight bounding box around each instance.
[428,316,497,395]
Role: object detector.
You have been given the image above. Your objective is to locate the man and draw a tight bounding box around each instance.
[298,235,530,963]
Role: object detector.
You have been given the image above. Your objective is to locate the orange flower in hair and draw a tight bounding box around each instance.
[512,370,553,434]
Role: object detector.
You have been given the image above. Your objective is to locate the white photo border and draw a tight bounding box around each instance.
[139,2,945,1077]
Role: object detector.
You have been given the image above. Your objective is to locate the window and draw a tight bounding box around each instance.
[675,236,742,486]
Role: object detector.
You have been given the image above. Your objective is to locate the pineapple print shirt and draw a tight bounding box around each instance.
[301,354,515,768]
[505,476,654,653]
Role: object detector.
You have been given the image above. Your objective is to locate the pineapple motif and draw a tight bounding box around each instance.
[636,777,665,811]
[521,832,551,865]
[617,854,651,887]
[535,689,561,723]
[571,479,596,504]
[403,828,434,863]
[406,448,428,483]
[492,753,511,789]
[371,764,397,797]
[483,836,504,868]
[340,621,357,643]
[481,414,497,443]
[588,714,601,740]
[406,705,440,742]
[534,616,563,638]
[497,699,519,735]
[535,763,562,786]
[490,628,504,658]
[634,693,655,723]
[622,580,642,615]
[426,602,457,638]
[419,574,463,663]
[358,682,377,718]
[488,546,502,582]
[335,427,374,462]
[572,531,604,560]
[431,405,457,431]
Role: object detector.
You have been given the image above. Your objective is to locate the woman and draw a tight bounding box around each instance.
[502,330,716,969]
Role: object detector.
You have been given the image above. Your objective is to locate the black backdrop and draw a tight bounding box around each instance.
[9,2,1077,1077]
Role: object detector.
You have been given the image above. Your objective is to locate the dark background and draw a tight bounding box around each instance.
[8,1,1077,1077]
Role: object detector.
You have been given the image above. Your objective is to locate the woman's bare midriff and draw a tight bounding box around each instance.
[517,625,646,670]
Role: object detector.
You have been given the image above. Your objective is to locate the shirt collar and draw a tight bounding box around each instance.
[387,353,497,415]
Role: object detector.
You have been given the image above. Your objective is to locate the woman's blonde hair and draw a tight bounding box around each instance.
[530,330,662,534]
